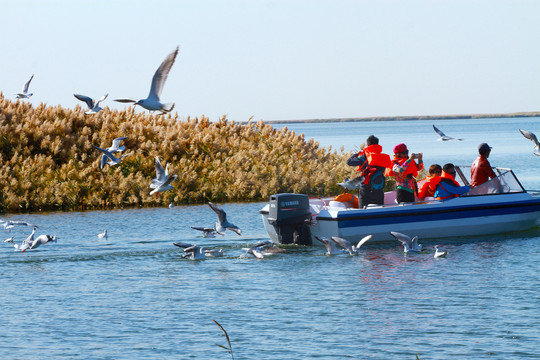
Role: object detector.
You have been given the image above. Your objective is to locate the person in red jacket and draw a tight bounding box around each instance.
[417,164,442,200]
[471,143,497,188]
[346,135,392,208]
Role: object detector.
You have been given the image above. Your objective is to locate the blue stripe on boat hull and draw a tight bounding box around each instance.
[315,200,540,228]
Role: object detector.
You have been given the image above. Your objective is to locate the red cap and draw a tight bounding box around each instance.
[393,143,408,154]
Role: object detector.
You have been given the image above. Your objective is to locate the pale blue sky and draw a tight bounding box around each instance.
[2,0,539,121]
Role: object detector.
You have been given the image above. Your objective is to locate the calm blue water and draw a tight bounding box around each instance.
[1,118,539,359]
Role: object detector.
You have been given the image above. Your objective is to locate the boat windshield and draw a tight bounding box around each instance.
[455,166,525,196]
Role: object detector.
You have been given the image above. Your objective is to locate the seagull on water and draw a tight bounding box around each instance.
[13,227,37,252]
[99,137,127,169]
[4,236,14,244]
[15,74,34,99]
[114,46,179,113]
[208,202,242,235]
[519,129,540,156]
[173,242,207,260]
[434,245,448,258]
[259,241,286,255]
[314,235,344,255]
[94,146,131,169]
[74,93,108,115]
[191,226,224,238]
[97,230,108,239]
[241,240,281,259]
[433,125,463,141]
[205,248,224,257]
[390,231,423,253]
[331,235,372,255]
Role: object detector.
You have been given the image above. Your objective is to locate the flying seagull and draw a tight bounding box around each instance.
[94,146,131,169]
[519,129,540,156]
[208,202,242,235]
[434,245,448,258]
[29,234,57,250]
[390,231,423,253]
[150,156,170,189]
[1,219,38,231]
[114,46,179,113]
[74,93,108,114]
[149,174,177,195]
[337,177,363,190]
[433,125,463,141]
[15,75,34,99]
[99,137,127,169]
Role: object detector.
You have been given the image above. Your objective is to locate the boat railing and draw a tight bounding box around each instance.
[454,166,526,196]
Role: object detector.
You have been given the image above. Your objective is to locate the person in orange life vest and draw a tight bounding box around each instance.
[433,163,470,200]
[346,135,392,208]
[417,164,442,200]
[388,143,424,203]
[471,143,497,188]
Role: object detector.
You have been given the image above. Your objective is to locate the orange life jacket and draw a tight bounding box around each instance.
[355,144,392,172]
[431,171,461,200]
[418,175,438,198]
[333,192,359,208]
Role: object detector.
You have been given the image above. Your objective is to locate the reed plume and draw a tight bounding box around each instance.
[0,95,354,212]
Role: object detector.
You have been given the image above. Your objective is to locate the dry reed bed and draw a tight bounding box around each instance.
[0,95,353,212]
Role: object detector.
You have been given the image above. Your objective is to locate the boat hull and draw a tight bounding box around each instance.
[261,192,540,245]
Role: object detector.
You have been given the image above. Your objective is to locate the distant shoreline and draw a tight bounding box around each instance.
[260,111,540,124]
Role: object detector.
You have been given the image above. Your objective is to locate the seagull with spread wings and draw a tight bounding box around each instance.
[331,235,372,255]
[74,93,108,115]
[115,46,179,113]
[208,202,242,236]
[94,146,131,169]
[433,125,463,141]
[15,75,34,99]
[314,235,344,255]
[390,231,423,253]
[150,156,170,189]
[99,137,127,169]
[519,129,540,156]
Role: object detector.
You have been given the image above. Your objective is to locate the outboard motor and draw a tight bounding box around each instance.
[267,193,312,245]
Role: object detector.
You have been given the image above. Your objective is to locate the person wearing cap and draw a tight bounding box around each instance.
[470,143,496,188]
[387,143,424,203]
[346,135,392,208]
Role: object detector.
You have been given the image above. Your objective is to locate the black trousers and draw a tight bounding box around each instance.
[358,185,384,208]
[396,188,415,203]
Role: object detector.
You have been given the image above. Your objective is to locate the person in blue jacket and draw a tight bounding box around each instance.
[433,163,470,200]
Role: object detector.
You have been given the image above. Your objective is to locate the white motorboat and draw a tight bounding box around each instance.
[260,167,540,245]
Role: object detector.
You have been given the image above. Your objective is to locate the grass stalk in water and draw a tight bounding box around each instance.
[213,319,234,360]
